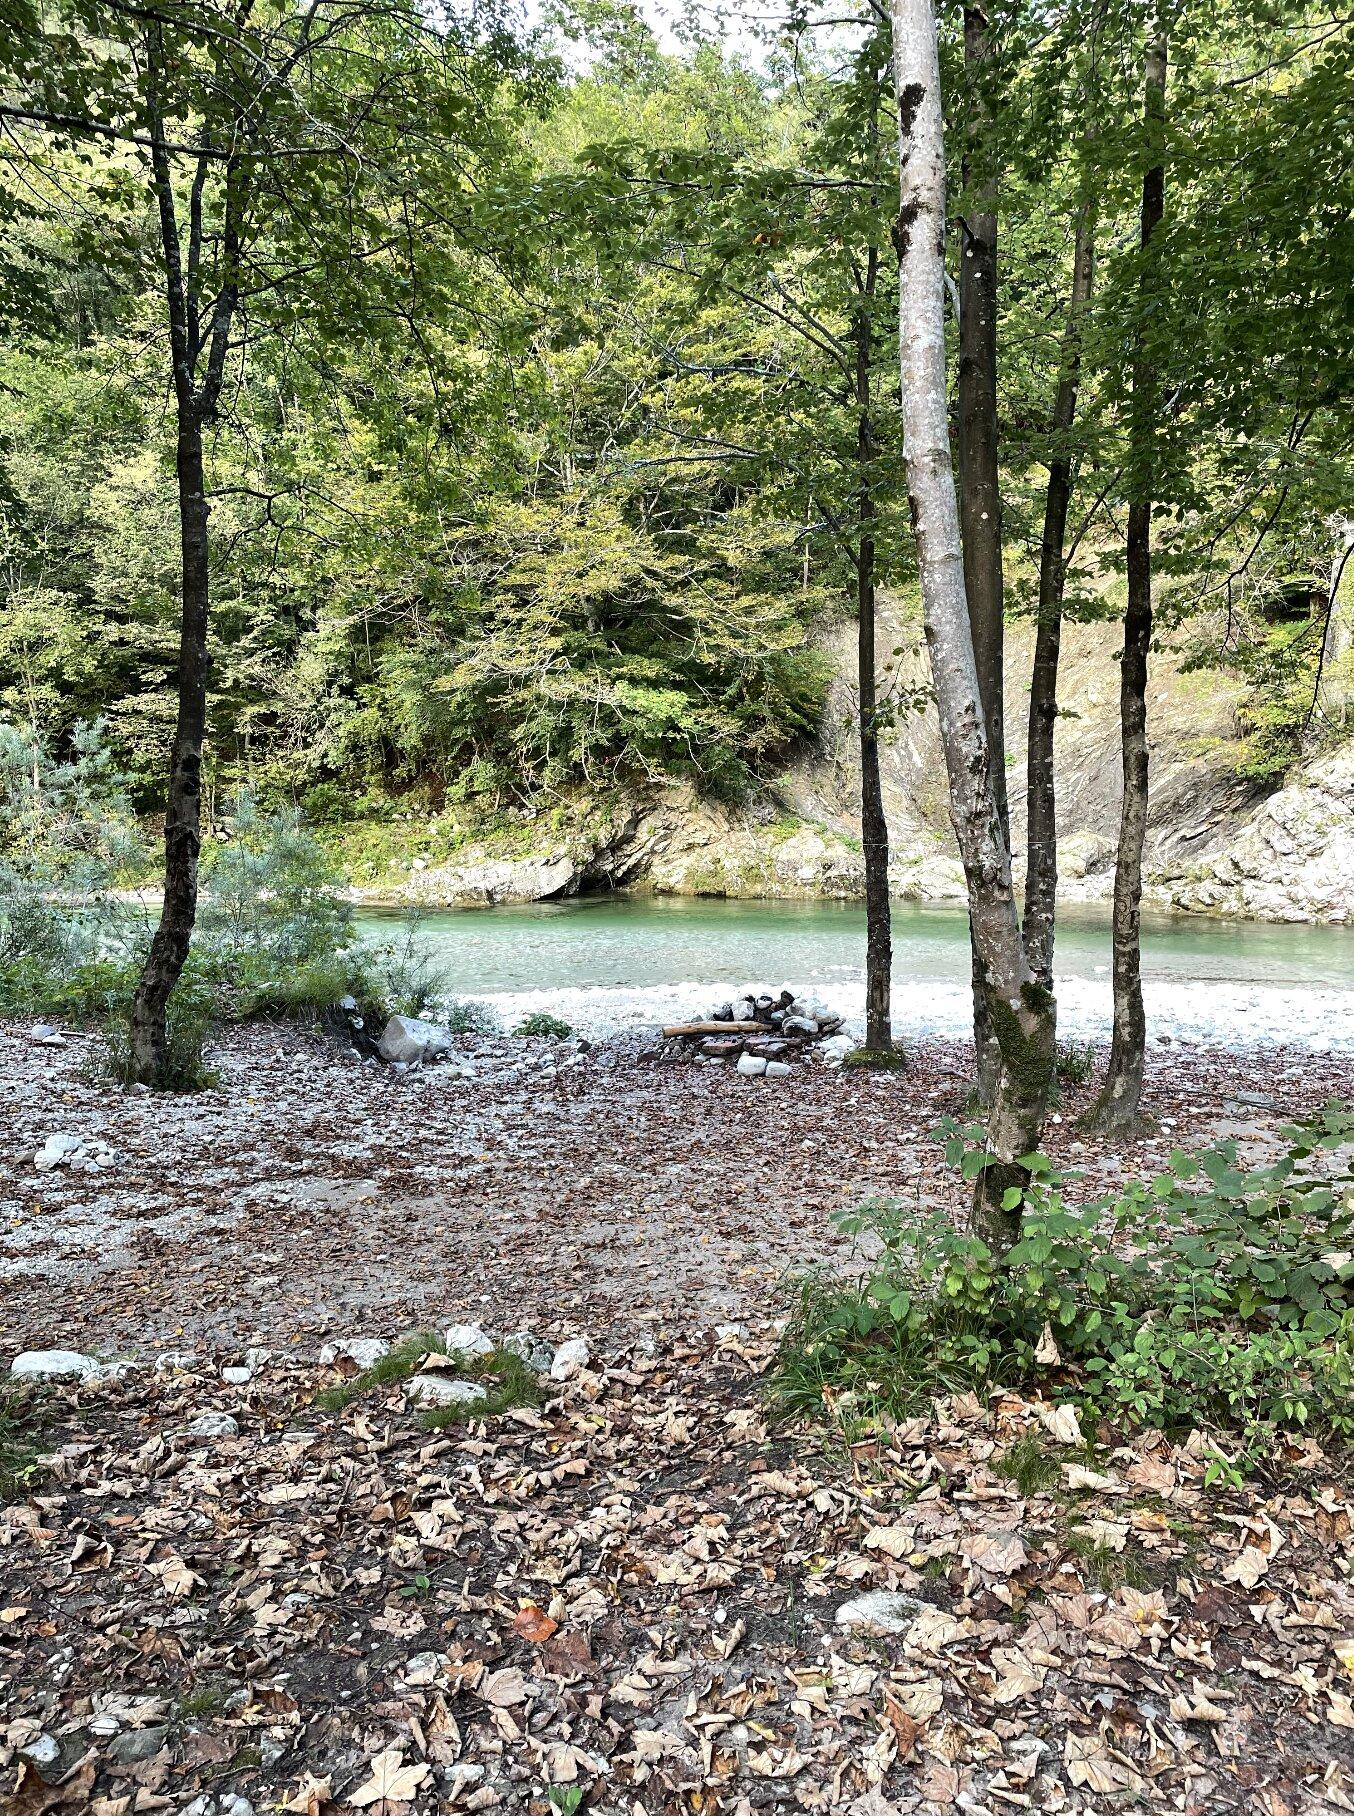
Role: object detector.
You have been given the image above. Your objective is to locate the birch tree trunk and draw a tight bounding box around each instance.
[1088,21,1167,1133]
[957,2,1006,1107]
[1023,195,1097,990]
[889,0,1054,1248]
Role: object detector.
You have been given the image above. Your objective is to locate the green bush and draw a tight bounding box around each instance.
[514,1010,574,1039]
[773,1106,1354,1448]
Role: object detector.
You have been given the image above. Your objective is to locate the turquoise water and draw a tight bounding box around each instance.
[355,895,1354,1050]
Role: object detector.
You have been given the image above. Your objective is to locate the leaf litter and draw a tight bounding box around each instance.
[0,1022,1352,1812]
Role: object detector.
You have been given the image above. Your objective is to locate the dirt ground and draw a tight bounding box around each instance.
[2,1022,1353,1816]
[2,1022,1348,1355]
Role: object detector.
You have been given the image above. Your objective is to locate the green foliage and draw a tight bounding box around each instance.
[316,1330,545,1425]
[0,1385,44,1503]
[514,1011,574,1039]
[774,1108,1354,1451]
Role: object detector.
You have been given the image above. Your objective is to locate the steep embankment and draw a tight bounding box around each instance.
[350,600,1354,924]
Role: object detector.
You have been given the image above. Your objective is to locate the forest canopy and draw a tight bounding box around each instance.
[0,0,1350,823]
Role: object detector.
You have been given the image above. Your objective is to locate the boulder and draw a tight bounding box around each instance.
[834,1590,934,1635]
[549,1337,591,1381]
[10,1348,101,1381]
[820,1033,858,1065]
[377,1015,457,1066]
[318,1336,390,1369]
[183,1412,239,1440]
[782,1015,819,1036]
[501,1331,554,1373]
[108,1726,169,1764]
[407,1373,488,1409]
[221,1365,252,1386]
[443,1322,495,1359]
[736,1054,767,1077]
[764,1060,792,1079]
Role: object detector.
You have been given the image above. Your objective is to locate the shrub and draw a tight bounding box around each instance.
[773,1106,1354,1449]
[514,1010,574,1039]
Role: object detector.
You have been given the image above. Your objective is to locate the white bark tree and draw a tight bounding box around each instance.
[889,0,1056,1246]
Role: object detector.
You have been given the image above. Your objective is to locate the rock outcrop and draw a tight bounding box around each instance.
[348,598,1354,925]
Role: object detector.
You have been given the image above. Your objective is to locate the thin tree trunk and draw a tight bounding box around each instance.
[1023,196,1097,989]
[890,0,1054,1250]
[1089,23,1167,1132]
[958,2,1005,1108]
[129,31,240,1081]
[855,276,894,1055]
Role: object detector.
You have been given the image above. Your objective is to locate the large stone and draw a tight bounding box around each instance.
[549,1337,591,1382]
[378,1015,457,1065]
[184,1413,239,1439]
[501,1331,554,1373]
[834,1591,934,1635]
[10,1349,101,1381]
[443,1322,495,1359]
[735,1053,767,1077]
[318,1336,390,1369]
[407,1373,488,1409]
[820,1033,858,1065]
[764,1060,792,1079]
[108,1726,169,1763]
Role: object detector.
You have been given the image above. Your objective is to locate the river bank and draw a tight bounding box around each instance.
[5,1021,1354,1816]
[4,1016,1351,1352]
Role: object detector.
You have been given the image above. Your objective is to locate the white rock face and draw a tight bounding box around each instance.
[443,1323,495,1359]
[736,1053,767,1077]
[1160,746,1354,923]
[10,1349,101,1381]
[318,1337,390,1369]
[407,1372,488,1409]
[549,1337,591,1382]
[184,1412,239,1439]
[378,1014,459,1065]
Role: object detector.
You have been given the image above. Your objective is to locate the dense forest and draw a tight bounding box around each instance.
[3,0,1350,817]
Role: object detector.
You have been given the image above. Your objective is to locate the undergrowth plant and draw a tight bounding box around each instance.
[773,1105,1354,1452]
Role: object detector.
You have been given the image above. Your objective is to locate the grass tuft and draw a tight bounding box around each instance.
[316,1330,440,1412]
[0,1386,44,1503]
[993,1429,1060,1498]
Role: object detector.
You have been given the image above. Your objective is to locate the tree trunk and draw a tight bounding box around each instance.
[128,32,235,1082]
[128,416,211,1079]
[855,287,894,1056]
[957,2,1005,1109]
[1088,23,1167,1133]
[890,0,1054,1251]
[1023,196,1097,990]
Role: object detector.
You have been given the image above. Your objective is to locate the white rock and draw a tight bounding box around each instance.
[834,1590,931,1634]
[550,1337,591,1382]
[31,1024,66,1047]
[318,1336,390,1369]
[184,1412,240,1439]
[764,1060,792,1079]
[154,1351,199,1373]
[244,1346,271,1370]
[220,1795,255,1816]
[501,1330,553,1372]
[407,1372,488,1409]
[820,1033,858,1064]
[443,1322,495,1358]
[736,1053,767,1077]
[782,1015,819,1036]
[10,1348,101,1381]
[34,1133,85,1171]
[378,1014,456,1065]
[19,1734,60,1767]
[221,1365,252,1386]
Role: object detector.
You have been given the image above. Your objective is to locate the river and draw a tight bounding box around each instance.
[354,895,1354,1051]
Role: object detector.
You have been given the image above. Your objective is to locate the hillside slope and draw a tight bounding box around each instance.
[353,599,1354,924]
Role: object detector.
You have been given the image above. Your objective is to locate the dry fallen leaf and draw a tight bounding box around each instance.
[346,1751,430,1807]
[512,1604,557,1643]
